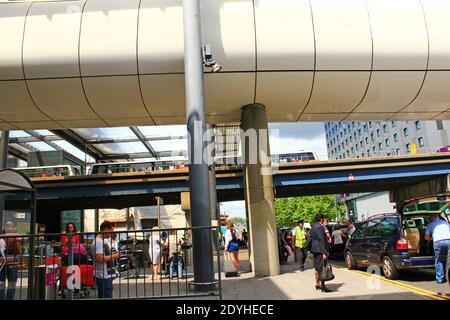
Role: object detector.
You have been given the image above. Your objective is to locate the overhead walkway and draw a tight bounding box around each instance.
[1,0,450,129]
[6,153,450,210]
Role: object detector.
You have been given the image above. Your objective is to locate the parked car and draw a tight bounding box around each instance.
[344,198,449,280]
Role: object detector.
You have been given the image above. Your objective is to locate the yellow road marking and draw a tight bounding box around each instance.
[333,264,449,301]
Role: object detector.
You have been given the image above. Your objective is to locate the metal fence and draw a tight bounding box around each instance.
[0,226,221,300]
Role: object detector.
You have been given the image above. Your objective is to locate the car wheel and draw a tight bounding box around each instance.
[345,251,357,270]
[382,256,399,280]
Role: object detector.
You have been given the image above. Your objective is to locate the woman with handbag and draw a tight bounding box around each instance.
[224,222,240,273]
[310,213,333,293]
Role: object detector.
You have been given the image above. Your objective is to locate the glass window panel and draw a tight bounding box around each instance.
[9,131,31,138]
[73,127,136,140]
[138,125,186,137]
[95,142,149,154]
[27,142,56,151]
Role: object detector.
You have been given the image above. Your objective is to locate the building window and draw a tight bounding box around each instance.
[385,138,390,147]
[418,137,424,147]
[351,147,354,153]
[367,150,371,157]
[403,127,409,137]
[396,148,400,155]
[361,152,365,158]
[373,146,376,154]
[383,124,387,133]
[360,141,363,148]
[406,143,411,153]
[392,121,397,127]
[358,128,362,135]
[387,152,391,156]
[355,144,359,151]
[437,120,444,130]
[354,132,357,139]
[364,124,368,132]
[345,139,348,146]
[371,133,374,142]
[376,129,380,137]
[344,128,347,135]
[415,121,421,130]
[349,136,353,142]
[365,137,369,144]
[394,133,398,142]
[369,121,373,129]
[378,142,382,151]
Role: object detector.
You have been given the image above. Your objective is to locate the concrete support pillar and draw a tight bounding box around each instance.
[0,130,9,232]
[240,104,280,277]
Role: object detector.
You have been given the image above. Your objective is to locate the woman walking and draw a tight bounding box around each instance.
[148,226,162,280]
[224,221,240,273]
[311,213,332,292]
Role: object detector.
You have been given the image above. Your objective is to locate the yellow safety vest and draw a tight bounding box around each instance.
[294,226,307,248]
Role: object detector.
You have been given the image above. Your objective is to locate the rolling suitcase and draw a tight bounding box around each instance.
[223,253,238,278]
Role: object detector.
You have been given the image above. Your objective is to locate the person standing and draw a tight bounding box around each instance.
[224,222,240,273]
[425,216,450,285]
[311,214,332,293]
[148,226,162,280]
[344,219,356,238]
[332,226,345,259]
[292,220,307,271]
[92,221,119,299]
[0,222,22,300]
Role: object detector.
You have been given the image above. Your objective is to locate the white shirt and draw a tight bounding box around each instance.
[347,225,356,236]
[332,230,344,245]
[224,229,241,251]
[0,238,5,257]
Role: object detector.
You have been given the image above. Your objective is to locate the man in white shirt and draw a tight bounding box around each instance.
[92,221,119,299]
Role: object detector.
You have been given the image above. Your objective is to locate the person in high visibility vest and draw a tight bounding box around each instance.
[291,220,307,272]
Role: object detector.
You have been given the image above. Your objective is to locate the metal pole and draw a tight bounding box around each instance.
[0,130,9,233]
[156,197,161,228]
[67,233,74,300]
[28,190,36,300]
[183,0,214,290]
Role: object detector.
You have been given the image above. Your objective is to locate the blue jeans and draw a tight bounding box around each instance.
[0,265,18,300]
[433,239,450,284]
[169,256,183,279]
[95,277,113,299]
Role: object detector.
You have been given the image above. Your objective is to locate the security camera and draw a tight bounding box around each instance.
[203,45,222,73]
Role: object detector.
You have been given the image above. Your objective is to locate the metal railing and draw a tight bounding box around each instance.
[0,226,221,300]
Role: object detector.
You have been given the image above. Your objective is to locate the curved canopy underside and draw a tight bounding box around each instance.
[1,0,450,130]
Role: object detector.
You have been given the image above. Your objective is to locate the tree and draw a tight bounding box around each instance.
[275,195,345,227]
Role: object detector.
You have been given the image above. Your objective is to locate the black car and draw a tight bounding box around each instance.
[344,200,449,279]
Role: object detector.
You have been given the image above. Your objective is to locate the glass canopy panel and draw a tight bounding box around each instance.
[34,130,54,136]
[94,142,149,154]
[150,139,187,152]
[53,140,96,163]
[27,142,56,151]
[73,128,136,140]
[138,125,187,137]
[10,131,31,138]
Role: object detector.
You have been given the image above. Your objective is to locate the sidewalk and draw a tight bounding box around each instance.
[220,251,430,300]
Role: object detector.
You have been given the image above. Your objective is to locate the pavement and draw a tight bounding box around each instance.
[9,248,450,300]
[219,249,450,300]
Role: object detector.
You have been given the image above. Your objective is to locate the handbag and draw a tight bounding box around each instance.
[321,261,335,282]
[223,253,238,277]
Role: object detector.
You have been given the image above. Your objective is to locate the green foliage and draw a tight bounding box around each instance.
[275,195,345,228]
[230,216,247,224]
